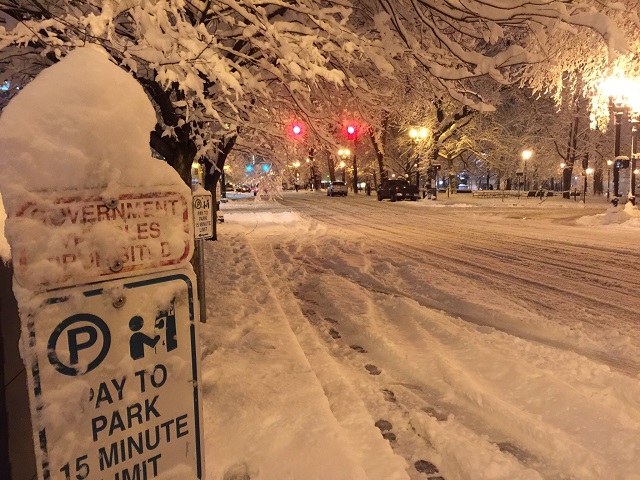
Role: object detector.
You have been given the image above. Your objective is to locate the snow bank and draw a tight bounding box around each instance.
[576,202,640,228]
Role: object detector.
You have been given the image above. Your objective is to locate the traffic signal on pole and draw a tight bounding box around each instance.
[290,122,305,139]
[246,165,254,172]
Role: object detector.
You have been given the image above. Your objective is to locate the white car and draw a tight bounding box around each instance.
[327,181,348,197]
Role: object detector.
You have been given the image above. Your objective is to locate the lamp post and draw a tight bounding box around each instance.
[522,150,532,191]
[606,159,613,200]
[292,160,300,190]
[601,72,640,202]
[409,127,429,188]
[613,104,623,197]
[338,149,350,184]
[584,167,594,203]
[630,115,639,204]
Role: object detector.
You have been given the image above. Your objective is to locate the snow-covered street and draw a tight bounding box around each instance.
[202,192,640,480]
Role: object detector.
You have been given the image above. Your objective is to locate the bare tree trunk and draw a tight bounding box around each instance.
[369,111,389,181]
[327,150,336,182]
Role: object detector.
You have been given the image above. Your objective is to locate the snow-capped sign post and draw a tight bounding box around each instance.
[0,48,204,480]
[192,186,212,323]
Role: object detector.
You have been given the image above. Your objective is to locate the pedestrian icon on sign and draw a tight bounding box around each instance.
[128,302,178,360]
[128,316,160,360]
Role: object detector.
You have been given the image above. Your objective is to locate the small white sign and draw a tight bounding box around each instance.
[13,187,194,290]
[24,269,204,480]
[192,190,213,240]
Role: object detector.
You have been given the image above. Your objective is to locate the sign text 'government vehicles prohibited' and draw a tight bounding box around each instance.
[13,188,194,290]
[24,269,203,480]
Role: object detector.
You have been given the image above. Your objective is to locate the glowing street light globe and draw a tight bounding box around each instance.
[522,150,532,160]
[410,127,428,140]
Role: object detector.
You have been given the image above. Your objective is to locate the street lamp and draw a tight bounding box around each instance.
[409,126,429,193]
[584,167,594,203]
[559,163,567,195]
[338,149,350,183]
[522,150,532,191]
[601,72,640,202]
[606,159,613,200]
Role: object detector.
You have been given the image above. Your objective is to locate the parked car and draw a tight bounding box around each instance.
[327,181,348,197]
[377,178,419,202]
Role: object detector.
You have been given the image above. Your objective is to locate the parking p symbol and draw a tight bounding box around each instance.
[68,325,98,364]
[47,314,111,376]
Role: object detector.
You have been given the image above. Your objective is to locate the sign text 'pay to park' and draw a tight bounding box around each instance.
[26,270,203,480]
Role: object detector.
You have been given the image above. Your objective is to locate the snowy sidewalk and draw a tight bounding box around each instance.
[199,223,405,479]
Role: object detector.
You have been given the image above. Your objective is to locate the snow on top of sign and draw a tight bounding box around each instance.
[192,184,210,197]
[0,47,192,280]
[0,46,186,216]
[0,194,9,261]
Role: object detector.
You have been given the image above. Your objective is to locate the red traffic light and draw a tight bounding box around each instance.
[292,125,302,135]
[347,125,356,135]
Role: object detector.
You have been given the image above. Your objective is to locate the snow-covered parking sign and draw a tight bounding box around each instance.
[0,47,206,480]
[13,188,193,291]
[24,270,203,480]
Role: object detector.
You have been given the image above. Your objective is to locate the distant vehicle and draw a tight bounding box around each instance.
[240,185,251,193]
[377,179,419,202]
[327,181,348,197]
[224,183,234,191]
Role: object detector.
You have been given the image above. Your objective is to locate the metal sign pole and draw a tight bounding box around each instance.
[192,189,214,324]
[196,239,206,323]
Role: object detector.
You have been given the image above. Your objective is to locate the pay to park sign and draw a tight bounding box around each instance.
[192,190,213,240]
[24,270,204,480]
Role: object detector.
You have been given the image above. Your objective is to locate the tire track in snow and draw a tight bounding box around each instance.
[278,196,640,375]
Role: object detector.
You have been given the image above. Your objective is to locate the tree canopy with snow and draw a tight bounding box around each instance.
[0,0,634,187]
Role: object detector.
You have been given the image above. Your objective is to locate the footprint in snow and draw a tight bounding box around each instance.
[382,431,396,442]
[329,328,341,339]
[374,419,392,432]
[350,345,367,353]
[365,364,381,375]
[414,460,439,475]
[375,420,396,442]
[422,406,448,422]
[324,317,339,324]
[381,389,397,403]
